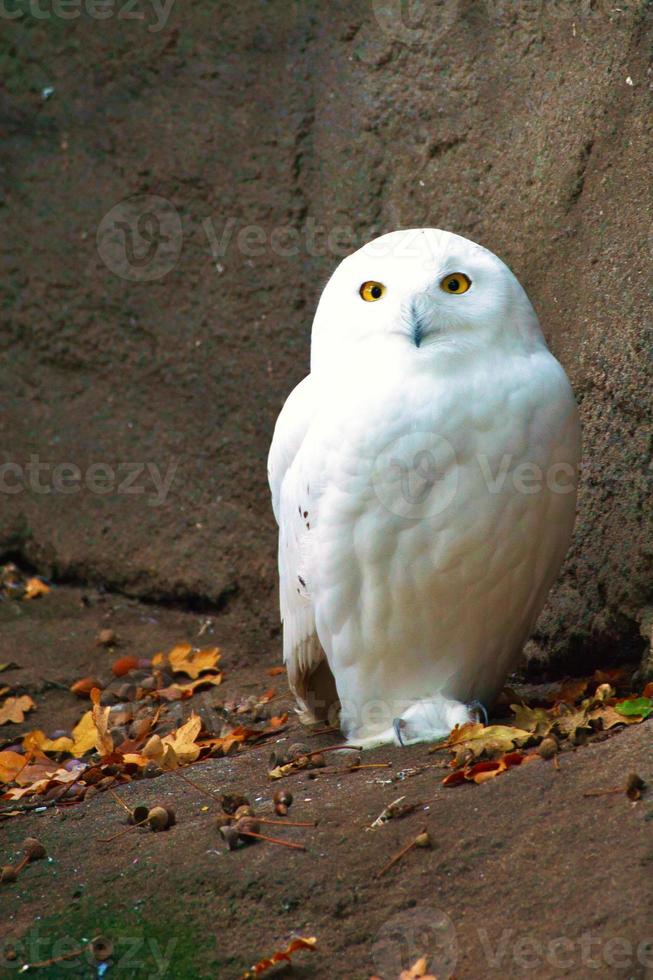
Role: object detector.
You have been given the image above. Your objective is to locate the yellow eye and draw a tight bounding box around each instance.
[440,272,471,295]
[360,281,386,302]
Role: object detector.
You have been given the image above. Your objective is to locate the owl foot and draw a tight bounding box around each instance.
[393,717,407,747]
[466,699,489,725]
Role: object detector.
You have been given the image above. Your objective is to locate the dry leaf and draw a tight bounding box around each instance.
[70,677,102,698]
[23,578,50,599]
[154,713,203,768]
[91,687,114,756]
[71,710,97,756]
[439,722,532,763]
[154,674,223,701]
[266,666,285,677]
[0,751,27,784]
[0,695,36,725]
[443,751,540,786]
[23,730,75,754]
[399,956,437,980]
[167,643,221,679]
[241,937,316,978]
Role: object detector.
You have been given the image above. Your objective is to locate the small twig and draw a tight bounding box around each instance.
[20,947,85,971]
[583,786,622,797]
[166,767,222,804]
[308,762,391,778]
[240,829,306,851]
[98,817,148,843]
[377,826,428,877]
[308,725,340,736]
[316,744,363,753]
[107,787,132,815]
[259,816,316,828]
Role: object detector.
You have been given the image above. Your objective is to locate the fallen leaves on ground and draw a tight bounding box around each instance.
[240,937,316,978]
[0,564,50,601]
[439,676,653,787]
[443,751,540,786]
[166,642,221,679]
[0,694,36,725]
[0,752,27,783]
[399,957,438,980]
[23,578,51,600]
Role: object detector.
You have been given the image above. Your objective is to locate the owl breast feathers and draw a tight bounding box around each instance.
[268,229,580,748]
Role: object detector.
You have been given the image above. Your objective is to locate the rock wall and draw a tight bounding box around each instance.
[1,0,651,668]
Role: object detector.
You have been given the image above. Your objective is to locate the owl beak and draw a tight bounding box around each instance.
[410,300,427,348]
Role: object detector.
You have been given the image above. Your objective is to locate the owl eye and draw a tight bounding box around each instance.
[360,281,386,302]
[440,272,471,294]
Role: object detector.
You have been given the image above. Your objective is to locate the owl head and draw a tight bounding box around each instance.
[310,228,544,372]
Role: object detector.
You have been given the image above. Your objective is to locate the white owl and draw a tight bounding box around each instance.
[268,229,580,748]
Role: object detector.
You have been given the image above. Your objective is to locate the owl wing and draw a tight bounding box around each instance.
[268,375,331,723]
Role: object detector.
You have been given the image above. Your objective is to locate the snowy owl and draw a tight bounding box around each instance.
[268,229,580,748]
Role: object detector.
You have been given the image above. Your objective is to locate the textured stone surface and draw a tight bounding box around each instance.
[1,1,651,667]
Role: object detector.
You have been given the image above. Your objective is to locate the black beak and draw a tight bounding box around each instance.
[410,301,426,348]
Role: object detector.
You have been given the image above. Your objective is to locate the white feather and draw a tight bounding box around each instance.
[269,229,581,746]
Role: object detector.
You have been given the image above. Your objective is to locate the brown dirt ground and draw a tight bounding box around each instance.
[1,584,652,980]
[1,0,652,673]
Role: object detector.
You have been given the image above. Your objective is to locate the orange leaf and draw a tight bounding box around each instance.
[70,677,103,698]
[153,674,223,701]
[642,682,653,699]
[22,730,74,754]
[112,656,140,677]
[241,937,316,978]
[23,578,50,600]
[0,750,27,784]
[443,751,540,786]
[167,643,221,679]
[0,694,36,725]
[90,687,114,756]
[268,713,289,729]
[399,956,438,979]
[266,666,285,677]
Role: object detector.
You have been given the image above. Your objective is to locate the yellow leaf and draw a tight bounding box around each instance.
[71,711,97,756]
[167,644,221,679]
[154,674,223,701]
[90,687,114,757]
[160,712,202,767]
[511,703,554,737]
[23,730,74,754]
[0,750,27,783]
[23,578,51,600]
[0,695,36,725]
[442,722,532,761]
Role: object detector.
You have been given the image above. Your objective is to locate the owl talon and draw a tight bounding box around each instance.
[393,717,406,746]
[466,699,489,725]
